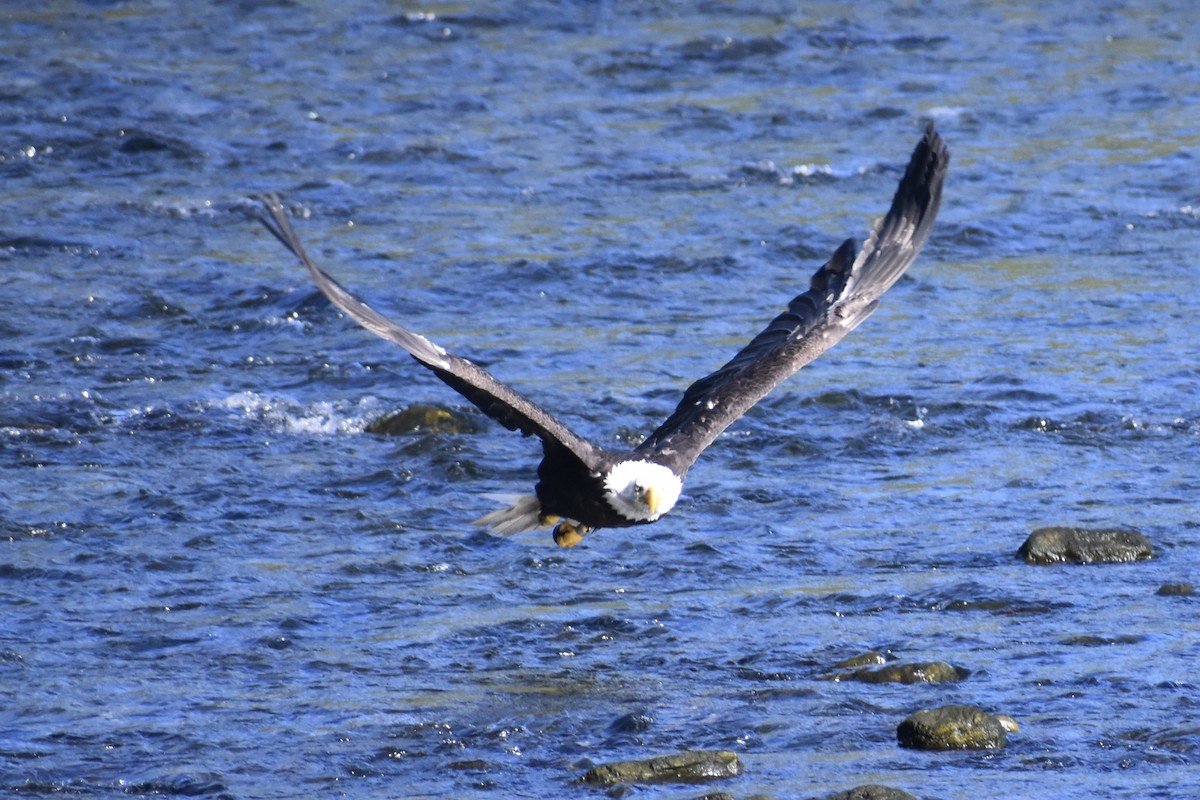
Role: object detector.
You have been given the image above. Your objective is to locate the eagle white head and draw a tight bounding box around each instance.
[603,460,683,523]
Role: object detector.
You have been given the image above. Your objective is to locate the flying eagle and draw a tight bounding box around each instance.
[258,123,948,546]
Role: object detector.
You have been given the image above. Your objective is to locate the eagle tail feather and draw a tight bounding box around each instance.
[473,494,543,535]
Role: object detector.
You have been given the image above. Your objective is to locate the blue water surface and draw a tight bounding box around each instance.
[2,2,1199,798]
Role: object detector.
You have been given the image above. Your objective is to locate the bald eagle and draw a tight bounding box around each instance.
[258,123,948,546]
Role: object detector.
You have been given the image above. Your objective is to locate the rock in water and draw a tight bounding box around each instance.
[834,661,966,684]
[579,750,743,786]
[896,705,1012,750]
[1018,526,1153,564]
[829,651,888,670]
[365,403,480,435]
[824,786,921,800]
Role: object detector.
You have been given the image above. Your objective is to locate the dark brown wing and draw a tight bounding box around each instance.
[635,122,949,475]
[256,193,602,470]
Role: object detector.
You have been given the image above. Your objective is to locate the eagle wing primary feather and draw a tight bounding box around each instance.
[256,194,601,470]
[636,122,949,475]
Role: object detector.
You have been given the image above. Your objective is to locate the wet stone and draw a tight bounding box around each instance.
[365,403,480,435]
[1018,526,1153,565]
[1062,633,1143,646]
[579,749,743,787]
[896,705,1013,750]
[1156,582,1194,596]
[822,785,921,800]
[832,661,967,685]
[116,129,201,160]
[995,715,1020,733]
[829,651,887,670]
[608,710,655,734]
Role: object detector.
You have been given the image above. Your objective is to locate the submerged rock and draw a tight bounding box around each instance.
[579,750,743,787]
[896,704,1013,750]
[1156,582,1194,596]
[829,651,887,670]
[1018,526,1153,565]
[833,661,967,685]
[1062,633,1143,646]
[607,710,655,735]
[365,403,480,435]
[823,785,920,800]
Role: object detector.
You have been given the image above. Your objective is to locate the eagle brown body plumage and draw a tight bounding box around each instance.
[257,123,949,545]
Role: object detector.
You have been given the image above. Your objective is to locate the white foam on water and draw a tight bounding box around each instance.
[216,391,389,436]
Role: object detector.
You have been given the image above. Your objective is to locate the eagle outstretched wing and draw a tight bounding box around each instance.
[636,122,949,475]
[256,194,602,471]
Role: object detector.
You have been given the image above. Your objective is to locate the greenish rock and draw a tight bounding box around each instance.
[364,403,479,435]
[1018,526,1153,565]
[1062,633,1143,646]
[823,785,920,800]
[836,661,966,685]
[1156,582,1194,596]
[995,715,1020,733]
[580,749,743,787]
[896,705,1011,750]
[829,651,887,670]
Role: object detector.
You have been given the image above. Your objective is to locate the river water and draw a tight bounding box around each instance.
[3,2,1199,798]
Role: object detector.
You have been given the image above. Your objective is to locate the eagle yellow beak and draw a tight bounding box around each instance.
[642,485,659,514]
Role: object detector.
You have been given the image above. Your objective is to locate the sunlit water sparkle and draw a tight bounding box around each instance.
[3,2,1199,799]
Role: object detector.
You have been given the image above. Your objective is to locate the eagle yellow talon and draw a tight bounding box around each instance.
[553,520,590,548]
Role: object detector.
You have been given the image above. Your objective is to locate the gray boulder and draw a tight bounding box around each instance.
[896,704,1016,750]
[580,749,743,787]
[834,661,966,685]
[824,786,920,800]
[1018,526,1152,564]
